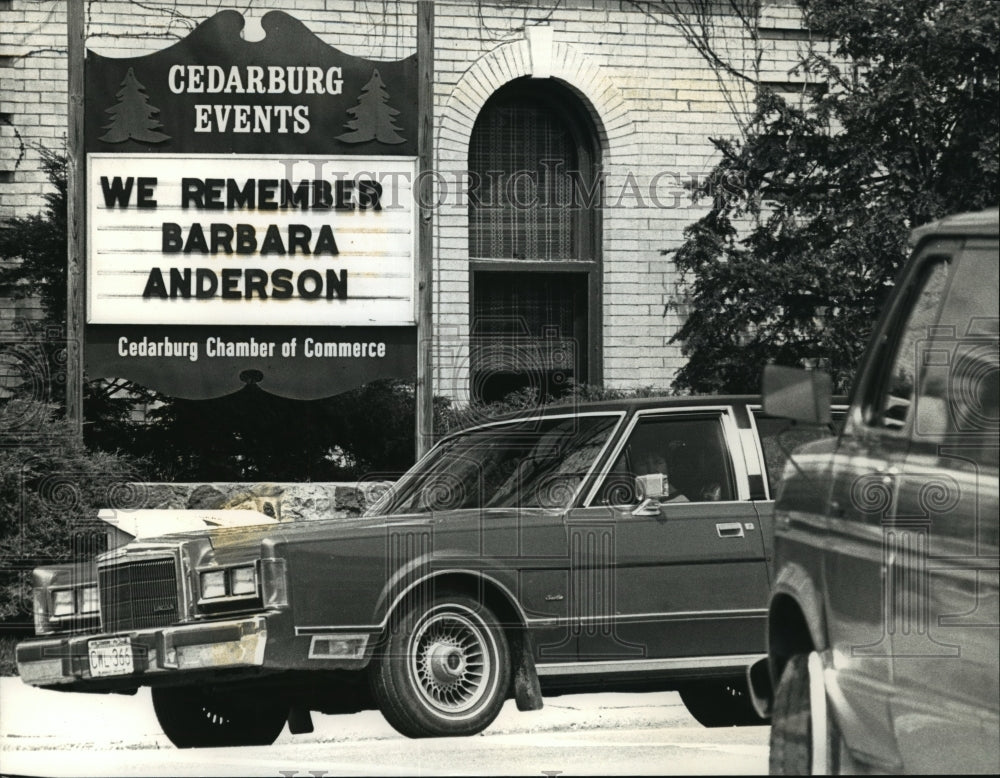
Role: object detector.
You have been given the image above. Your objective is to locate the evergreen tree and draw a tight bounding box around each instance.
[337,69,406,145]
[0,151,159,446]
[99,67,171,144]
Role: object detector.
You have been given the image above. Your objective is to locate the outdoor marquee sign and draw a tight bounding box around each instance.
[83,10,419,399]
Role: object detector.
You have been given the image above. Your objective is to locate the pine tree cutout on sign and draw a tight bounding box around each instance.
[337,69,406,145]
[99,68,171,144]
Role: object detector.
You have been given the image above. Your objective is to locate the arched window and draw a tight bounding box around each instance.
[468,79,602,404]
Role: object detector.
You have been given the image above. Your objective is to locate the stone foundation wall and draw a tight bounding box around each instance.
[134,481,393,522]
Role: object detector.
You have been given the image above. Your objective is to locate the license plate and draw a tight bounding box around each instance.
[87,637,134,677]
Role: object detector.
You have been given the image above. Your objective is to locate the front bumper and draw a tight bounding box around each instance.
[16,615,269,690]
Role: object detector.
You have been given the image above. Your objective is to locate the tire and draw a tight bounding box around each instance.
[152,685,288,748]
[769,653,847,774]
[680,677,768,727]
[370,592,511,738]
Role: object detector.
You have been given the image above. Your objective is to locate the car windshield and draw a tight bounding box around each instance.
[366,414,620,515]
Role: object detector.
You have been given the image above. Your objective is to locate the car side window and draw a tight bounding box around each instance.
[865,257,952,431]
[753,412,845,494]
[913,244,999,466]
[376,414,620,514]
[596,413,736,505]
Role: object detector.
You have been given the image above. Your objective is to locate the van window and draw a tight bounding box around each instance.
[866,257,952,431]
[913,243,999,465]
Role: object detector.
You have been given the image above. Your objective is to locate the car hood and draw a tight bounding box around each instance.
[120,511,437,566]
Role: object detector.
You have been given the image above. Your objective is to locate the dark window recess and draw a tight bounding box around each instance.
[469,98,578,261]
[472,271,588,403]
[757,27,819,42]
[758,80,826,96]
[468,79,601,401]
[0,171,14,184]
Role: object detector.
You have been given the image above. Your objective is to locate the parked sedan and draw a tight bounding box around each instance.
[18,395,834,746]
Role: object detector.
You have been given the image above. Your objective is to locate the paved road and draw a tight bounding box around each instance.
[0,680,769,776]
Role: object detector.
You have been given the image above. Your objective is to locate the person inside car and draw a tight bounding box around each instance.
[634,450,689,503]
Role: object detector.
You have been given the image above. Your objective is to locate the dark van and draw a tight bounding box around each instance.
[753,208,999,774]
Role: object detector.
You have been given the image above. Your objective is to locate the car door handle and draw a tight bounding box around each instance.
[716,522,744,538]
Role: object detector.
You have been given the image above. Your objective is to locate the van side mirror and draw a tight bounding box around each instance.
[762,365,832,425]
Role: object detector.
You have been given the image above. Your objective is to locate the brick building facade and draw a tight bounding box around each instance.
[0,0,810,404]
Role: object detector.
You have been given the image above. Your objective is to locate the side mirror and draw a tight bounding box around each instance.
[762,365,832,425]
[635,474,667,500]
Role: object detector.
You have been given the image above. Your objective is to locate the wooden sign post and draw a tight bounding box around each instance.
[67,0,85,436]
[415,1,434,458]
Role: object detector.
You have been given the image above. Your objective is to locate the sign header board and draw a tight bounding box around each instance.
[85,11,417,157]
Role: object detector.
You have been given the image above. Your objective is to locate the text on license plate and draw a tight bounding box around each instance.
[88,637,134,677]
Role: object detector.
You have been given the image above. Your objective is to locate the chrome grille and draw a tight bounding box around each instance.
[99,556,179,632]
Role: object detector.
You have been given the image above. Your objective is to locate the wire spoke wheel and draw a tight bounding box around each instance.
[370,592,511,738]
[410,611,492,715]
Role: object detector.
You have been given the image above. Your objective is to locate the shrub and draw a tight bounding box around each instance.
[0,401,146,628]
[0,633,19,675]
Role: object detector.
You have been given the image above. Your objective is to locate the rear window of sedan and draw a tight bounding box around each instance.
[752,410,846,494]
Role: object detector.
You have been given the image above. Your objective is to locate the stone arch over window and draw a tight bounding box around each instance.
[434,36,639,403]
[439,37,639,166]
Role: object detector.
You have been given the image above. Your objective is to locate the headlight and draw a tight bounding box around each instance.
[51,589,75,617]
[79,585,100,615]
[229,566,257,596]
[199,565,257,600]
[200,570,227,599]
